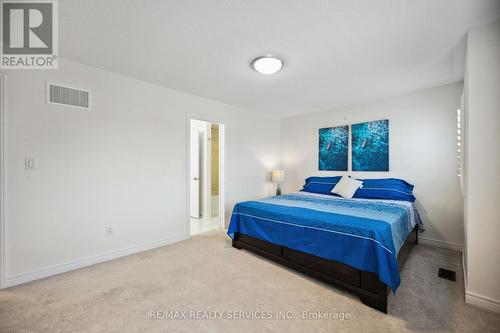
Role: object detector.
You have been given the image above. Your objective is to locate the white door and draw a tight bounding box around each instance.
[190,128,200,218]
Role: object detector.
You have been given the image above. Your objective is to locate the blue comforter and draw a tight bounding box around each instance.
[227,192,420,292]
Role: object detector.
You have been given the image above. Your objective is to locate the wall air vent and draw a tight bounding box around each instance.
[47,83,91,109]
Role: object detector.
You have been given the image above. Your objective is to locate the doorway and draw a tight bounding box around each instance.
[189,119,224,235]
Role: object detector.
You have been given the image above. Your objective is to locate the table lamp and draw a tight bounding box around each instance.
[272,170,284,196]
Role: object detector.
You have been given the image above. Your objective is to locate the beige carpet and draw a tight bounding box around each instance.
[1,230,499,333]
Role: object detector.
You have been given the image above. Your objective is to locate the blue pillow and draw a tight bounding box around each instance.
[301,176,416,202]
[353,178,415,202]
[301,176,341,195]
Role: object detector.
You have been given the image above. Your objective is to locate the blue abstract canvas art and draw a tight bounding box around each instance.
[352,119,389,171]
[318,126,348,171]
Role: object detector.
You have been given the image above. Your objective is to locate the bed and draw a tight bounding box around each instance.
[227,181,421,313]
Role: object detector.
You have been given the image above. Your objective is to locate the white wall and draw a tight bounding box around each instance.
[463,19,500,312]
[281,83,464,249]
[1,59,280,286]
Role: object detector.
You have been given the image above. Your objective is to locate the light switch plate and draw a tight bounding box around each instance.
[105,226,113,235]
[24,157,36,170]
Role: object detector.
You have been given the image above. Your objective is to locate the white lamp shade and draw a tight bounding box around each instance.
[272,170,284,183]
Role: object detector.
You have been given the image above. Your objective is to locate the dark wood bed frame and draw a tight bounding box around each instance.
[232,226,418,313]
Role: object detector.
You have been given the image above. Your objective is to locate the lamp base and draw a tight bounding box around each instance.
[276,184,282,196]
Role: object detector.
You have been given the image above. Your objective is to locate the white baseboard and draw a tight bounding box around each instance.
[4,234,186,288]
[418,236,463,252]
[465,290,500,313]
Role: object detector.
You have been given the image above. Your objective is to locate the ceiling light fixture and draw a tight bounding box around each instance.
[251,56,283,75]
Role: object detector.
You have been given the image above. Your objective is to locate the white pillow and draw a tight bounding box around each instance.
[331,176,363,199]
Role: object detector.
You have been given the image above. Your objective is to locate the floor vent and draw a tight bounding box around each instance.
[47,83,90,109]
[438,268,456,281]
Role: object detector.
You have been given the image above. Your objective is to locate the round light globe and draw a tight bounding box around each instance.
[252,56,283,75]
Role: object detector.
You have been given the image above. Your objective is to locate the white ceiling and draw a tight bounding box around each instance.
[59,0,500,117]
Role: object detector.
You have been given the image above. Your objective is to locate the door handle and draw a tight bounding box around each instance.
[193,177,199,181]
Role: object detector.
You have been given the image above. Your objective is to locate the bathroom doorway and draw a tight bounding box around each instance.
[189,119,224,235]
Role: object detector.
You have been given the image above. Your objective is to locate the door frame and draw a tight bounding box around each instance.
[204,122,212,219]
[186,115,225,237]
[0,74,6,289]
